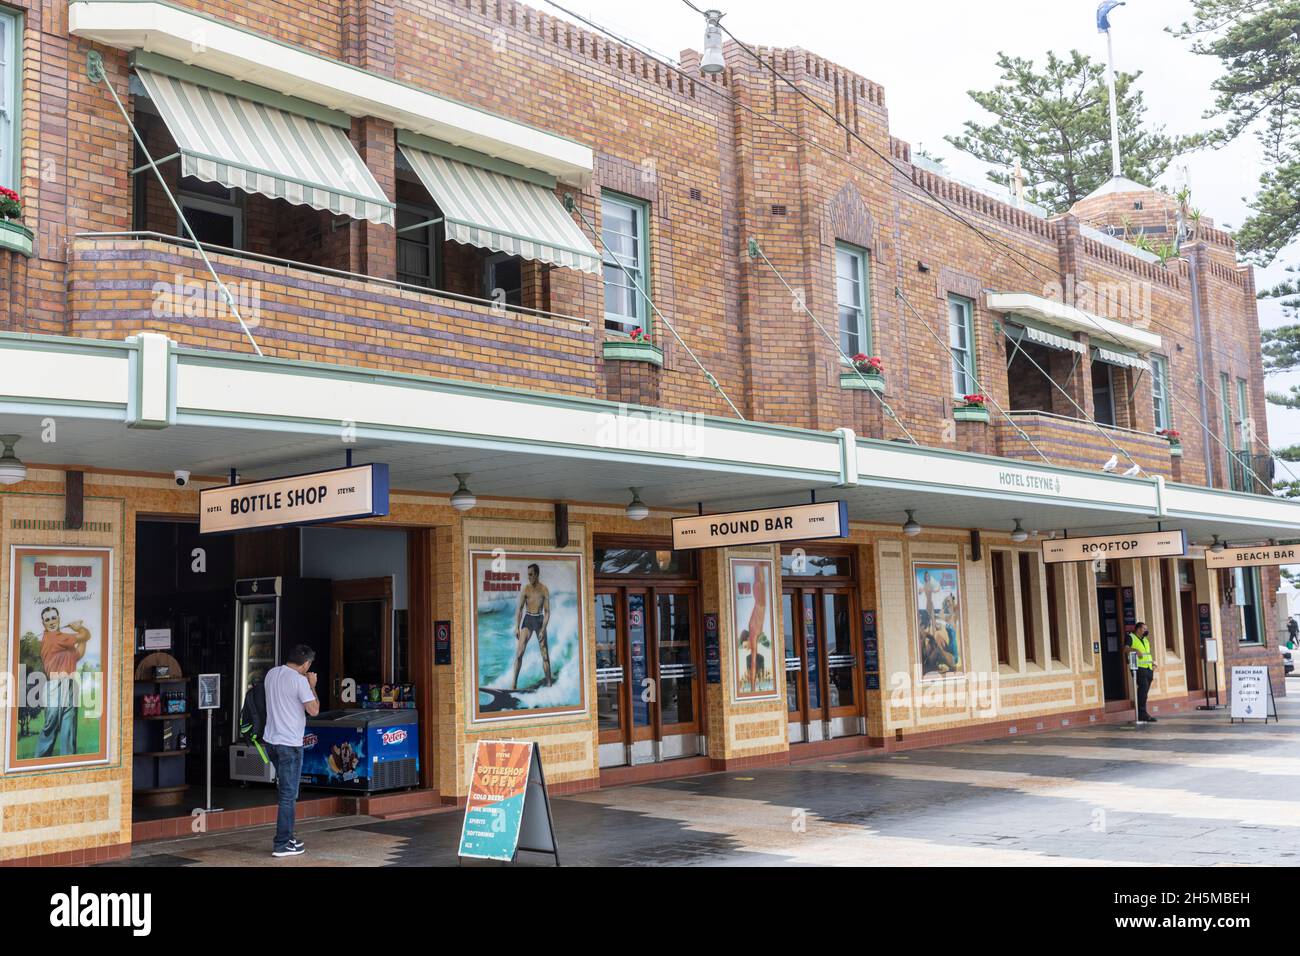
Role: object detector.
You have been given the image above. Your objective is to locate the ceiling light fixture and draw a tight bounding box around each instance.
[0,435,27,486]
[1010,519,1028,543]
[626,487,649,521]
[902,510,921,537]
[449,473,477,512]
[700,10,726,74]
[1210,535,1225,553]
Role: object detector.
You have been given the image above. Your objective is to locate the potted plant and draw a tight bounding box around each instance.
[841,353,885,391]
[602,324,663,366]
[954,393,991,423]
[1158,428,1183,457]
[0,186,33,257]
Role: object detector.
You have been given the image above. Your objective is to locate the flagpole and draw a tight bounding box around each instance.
[1105,18,1122,178]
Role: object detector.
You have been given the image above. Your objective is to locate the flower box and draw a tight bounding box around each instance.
[953,405,990,423]
[602,339,663,367]
[840,370,884,392]
[0,220,34,257]
[1169,444,1183,458]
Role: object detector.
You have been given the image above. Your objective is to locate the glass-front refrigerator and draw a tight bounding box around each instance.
[233,576,281,739]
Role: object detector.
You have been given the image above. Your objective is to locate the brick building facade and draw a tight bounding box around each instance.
[0,0,1290,863]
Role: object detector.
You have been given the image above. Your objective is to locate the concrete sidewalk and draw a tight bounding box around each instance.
[109,679,1300,867]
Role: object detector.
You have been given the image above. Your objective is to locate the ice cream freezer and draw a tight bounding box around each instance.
[301,709,419,793]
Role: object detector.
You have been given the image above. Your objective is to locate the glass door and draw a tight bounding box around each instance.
[330,577,393,708]
[655,589,698,758]
[783,583,862,741]
[234,594,278,738]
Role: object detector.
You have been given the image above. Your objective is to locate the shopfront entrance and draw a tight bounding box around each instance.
[1178,560,1202,692]
[594,542,702,768]
[1097,583,1128,701]
[781,547,863,743]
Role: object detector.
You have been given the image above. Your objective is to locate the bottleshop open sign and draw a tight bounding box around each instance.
[200,464,389,534]
[1041,529,1186,564]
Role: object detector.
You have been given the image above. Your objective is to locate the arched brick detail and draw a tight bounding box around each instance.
[827,182,875,249]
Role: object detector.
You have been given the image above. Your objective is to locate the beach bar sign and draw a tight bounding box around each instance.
[1205,543,1300,569]
[1041,529,1186,564]
[200,463,389,534]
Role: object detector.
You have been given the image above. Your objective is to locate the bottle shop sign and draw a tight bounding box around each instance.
[199,463,390,534]
[1204,544,1300,569]
[672,501,848,551]
[1040,529,1186,564]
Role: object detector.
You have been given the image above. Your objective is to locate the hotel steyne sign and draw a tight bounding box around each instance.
[1204,544,1300,569]
[199,463,390,534]
[672,501,848,551]
[1041,529,1186,564]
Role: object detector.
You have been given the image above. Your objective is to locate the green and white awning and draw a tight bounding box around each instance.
[1010,318,1088,355]
[399,144,600,274]
[1093,346,1151,373]
[135,68,394,226]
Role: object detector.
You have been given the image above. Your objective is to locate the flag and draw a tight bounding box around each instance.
[1097,0,1125,32]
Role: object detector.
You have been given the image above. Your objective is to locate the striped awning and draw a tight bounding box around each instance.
[1093,346,1151,373]
[1021,322,1087,355]
[400,145,600,274]
[135,68,394,226]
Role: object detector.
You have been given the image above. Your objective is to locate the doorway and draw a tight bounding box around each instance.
[1097,585,1127,701]
[781,548,862,743]
[593,544,701,768]
[330,577,394,708]
[1178,560,1202,692]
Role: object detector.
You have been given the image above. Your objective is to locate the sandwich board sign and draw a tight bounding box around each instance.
[457,740,559,865]
[1229,666,1277,723]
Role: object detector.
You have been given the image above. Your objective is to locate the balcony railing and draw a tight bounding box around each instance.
[996,410,1173,476]
[1227,451,1275,495]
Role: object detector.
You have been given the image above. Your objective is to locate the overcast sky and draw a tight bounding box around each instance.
[555,0,1300,453]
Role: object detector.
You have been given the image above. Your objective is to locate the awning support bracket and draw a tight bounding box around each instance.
[88,51,263,357]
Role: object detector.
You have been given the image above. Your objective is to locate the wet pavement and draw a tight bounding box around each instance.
[109,679,1300,866]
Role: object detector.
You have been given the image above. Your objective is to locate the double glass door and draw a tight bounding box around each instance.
[783,586,861,741]
[595,586,700,767]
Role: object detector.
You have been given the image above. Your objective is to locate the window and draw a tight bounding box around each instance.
[1160,560,1177,652]
[948,295,976,397]
[0,8,16,190]
[178,179,242,249]
[1151,354,1170,431]
[396,204,441,290]
[1237,378,1250,448]
[1221,373,1242,490]
[601,193,649,333]
[1092,360,1116,426]
[1045,563,1062,662]
[483,252,523,308]
[835,243,870,356]
[1018,551,1040,665]
[991,551,1011,666]
[1234,566,1264,645]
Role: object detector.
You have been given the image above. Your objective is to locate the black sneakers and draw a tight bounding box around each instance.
[272,843,305,858]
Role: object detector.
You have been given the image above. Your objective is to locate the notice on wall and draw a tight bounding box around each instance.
[1205,544,1300,569]
[199,463,389,534]
[1041,530,1186,564]
[1229,666,1276,722]
[457,740,558,864]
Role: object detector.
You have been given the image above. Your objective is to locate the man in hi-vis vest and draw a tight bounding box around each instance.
[1128,621,1156,723]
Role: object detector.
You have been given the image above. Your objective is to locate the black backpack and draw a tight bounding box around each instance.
[238,679,269,764]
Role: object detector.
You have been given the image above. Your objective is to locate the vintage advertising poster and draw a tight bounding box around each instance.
[470,551,586,722]
[458,740,535,860]
[730,556,777,700]
[915,562,963,678]
[7,546,114,771]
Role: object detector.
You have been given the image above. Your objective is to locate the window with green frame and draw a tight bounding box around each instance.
[0,8,18,191]
[834,242,871,356]
[601,193,650,334]
[948,294,976,397]
[1234,565,1264,645]
[1220,373,1239,489]
[1150,354,1170,431]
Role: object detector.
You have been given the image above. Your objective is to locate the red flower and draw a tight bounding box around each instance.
[629,327,644,341]
[962,393,987,405]
[1158,428,1181,440]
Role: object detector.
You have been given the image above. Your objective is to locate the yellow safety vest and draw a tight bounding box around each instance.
[1129,632,1153,669]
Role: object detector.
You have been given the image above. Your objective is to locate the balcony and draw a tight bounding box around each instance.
[67,235,600,397]
[1227,451,1275,496]
[994,410,1174,477]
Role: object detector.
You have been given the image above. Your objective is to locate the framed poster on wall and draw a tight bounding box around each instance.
[6,546,114,772]
[469,551,587,723]
[914,561,964,679]
[729,556,778,701]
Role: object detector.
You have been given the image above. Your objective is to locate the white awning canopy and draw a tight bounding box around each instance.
[986,292,1161,354]
[1010,320,1088,355]
[400,142,600,274]
[1094,346,1151,373]
[136,67,394,226]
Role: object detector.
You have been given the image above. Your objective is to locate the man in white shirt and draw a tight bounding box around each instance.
[263,644,320,858]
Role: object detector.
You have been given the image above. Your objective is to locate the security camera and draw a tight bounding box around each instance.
[174,470,191,487]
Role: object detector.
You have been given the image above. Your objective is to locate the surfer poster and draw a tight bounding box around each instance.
[470,551,586,723]
[729,556,777,701]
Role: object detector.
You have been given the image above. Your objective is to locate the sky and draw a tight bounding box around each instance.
[552,0,1300,455]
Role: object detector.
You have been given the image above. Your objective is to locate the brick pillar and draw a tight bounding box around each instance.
[352,116,397,282]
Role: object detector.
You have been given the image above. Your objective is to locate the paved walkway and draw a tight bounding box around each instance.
[111,680,1300,867]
